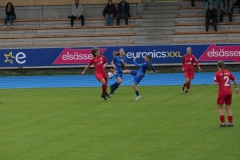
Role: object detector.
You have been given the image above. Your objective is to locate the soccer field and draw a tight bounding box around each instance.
[0,86,239,160]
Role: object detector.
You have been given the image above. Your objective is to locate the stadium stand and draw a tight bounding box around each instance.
[1,0,239,47]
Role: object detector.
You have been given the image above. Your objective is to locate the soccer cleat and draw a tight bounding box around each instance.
[110,85,114,94]
[185,90,188,94]
[181,87,184,92]
[101,95,107,100]
[105,93,111,98]
[135,96,141,100]
[4,25,6,28]
[228,124,233,127]
[219,123,226,127]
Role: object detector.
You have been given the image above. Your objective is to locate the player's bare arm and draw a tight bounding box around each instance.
[233,79,239,94]
[82,65,90,74]
[111,61,116,69]
[121,59,127,68]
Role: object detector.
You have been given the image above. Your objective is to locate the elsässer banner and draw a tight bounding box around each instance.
[0,44,240,69]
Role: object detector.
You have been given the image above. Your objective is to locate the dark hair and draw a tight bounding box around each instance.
[146,55,152,71]
[6,2,14,10]
[217,61,225,76]
[113,51,120,57]
[92,47,101,57]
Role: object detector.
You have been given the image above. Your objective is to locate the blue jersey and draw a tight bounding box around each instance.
[113,56,127,72]
[133,60,156,74]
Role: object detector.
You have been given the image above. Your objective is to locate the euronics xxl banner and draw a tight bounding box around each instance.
[1,44,240,69]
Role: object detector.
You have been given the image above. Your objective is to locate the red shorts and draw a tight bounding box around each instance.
[95,72,107,82]
[217,94,232,105]
[184,71,194,79]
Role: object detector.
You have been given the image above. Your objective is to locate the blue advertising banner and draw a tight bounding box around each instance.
[1,44,240,69]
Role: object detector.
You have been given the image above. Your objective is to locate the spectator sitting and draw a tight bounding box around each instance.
[117,0,131,25]
[234,0,240,14]
[103,0,117,26]
[220,0,234,22]
[4,2,16,28]
[206,4,217,32]
[206,0,217,9]
[70,0,84,27]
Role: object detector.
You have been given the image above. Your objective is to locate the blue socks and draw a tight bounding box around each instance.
[112,82,120,92]
[135,91,139,96]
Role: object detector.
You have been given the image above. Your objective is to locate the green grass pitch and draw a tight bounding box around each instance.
[0,86,239,160]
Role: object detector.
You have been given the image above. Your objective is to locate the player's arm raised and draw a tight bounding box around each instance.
[133,58,144,67]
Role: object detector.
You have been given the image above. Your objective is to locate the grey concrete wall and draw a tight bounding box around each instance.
[0,4,138,19]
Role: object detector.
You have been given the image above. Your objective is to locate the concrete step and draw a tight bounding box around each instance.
[145,1,205,6]
[0,28,135,36]
[176,17,240,23]
[4,19,138,28]
[174,25,240,32]
[135,30,173,35]
[137,9,211,14]
[144,6,180,10]
[141,14,177,18]
[0,36,135,45]
[138,22,175,27]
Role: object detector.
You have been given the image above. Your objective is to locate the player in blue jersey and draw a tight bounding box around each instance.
[111,54,156,100]
[110,48,127,94]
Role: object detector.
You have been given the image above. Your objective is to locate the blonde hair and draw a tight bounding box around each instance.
[119,48,126,56]
[187,47,192,51]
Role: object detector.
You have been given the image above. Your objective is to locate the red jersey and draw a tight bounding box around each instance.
[89,55,107,73]
[214,70,235,95]
[182,54,200,71]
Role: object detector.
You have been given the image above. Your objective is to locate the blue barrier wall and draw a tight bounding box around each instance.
[1,44,240,69]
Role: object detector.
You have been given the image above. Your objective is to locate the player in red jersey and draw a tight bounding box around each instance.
[214,61,239,127]
[82,47,111,100]
[181,47,201,93]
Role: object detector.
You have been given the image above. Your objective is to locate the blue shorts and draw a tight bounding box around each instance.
[131,70,145,85]
[114,73,122,79]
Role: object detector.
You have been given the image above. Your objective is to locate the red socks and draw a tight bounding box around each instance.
[183,82,187,87]
[220,115,225,123]
[228,116,233,124]
[102,85,107,95]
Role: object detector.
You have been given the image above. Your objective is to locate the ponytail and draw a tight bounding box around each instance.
[217,61,225,76]
[146,55,152,71]
[113,51,120,57]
